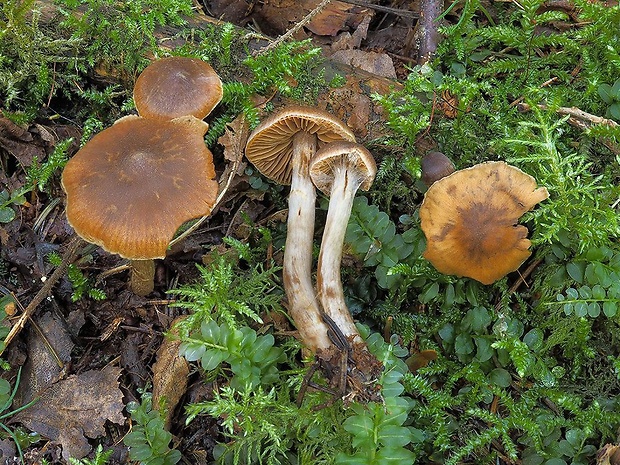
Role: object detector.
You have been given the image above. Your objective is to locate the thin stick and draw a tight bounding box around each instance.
[0,236,83,356]
[253,0,333,56]
[336,0,419,19]
[518,103,619,128]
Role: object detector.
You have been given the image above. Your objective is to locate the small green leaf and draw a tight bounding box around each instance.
[0,206,15,223]
[603,301,617,317]
[201,349,228,371]
[610,102,620,121]
[455,333,474,355]
[566,263,585,283]
[598,83,614,104]
[489,368,512,387]
[377,425,414,448]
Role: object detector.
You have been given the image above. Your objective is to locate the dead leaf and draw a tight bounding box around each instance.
[331,14,371,50]
[218,115,249,163]
[152,318,189,430]
[329,49,397,79]
[16,312,74,406]
[13,365,125,461]
[306,1,367,36]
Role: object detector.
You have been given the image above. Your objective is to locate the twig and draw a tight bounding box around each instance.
[0,236,83,356]
[253,0,333,56]
[417,0,443,63]
[336,0,419,19]
[518,103,619,128]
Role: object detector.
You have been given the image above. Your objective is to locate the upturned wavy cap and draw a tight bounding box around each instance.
[133,56,223,121]
[61,115,218,259]
[420,161,549,285]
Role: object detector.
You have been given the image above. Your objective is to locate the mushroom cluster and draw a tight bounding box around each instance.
[62,57,223,295]
[420,161,549,285]
[245,106,381,399]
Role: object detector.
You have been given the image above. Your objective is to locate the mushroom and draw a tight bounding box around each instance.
[61,115,218,295]
[309,141,376,343]
[133,56,223,121]
[421,151,455,187]
[419,161,549,285]
[245,106,355,353]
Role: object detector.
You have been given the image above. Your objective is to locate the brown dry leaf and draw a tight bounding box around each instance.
[306,1,368,36]
[329,49,397,79]
[152,318,189,430]
[0,117,80,168]
[13,365,125,460]
[331,15,371,51]
[218,115,249,163]
[438,89,459,118]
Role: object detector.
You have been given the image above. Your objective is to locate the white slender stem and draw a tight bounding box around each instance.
[283,132,333,352]
[316,165,363,342]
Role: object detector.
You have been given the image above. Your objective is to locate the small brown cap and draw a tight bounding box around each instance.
[245,105,355,185]
[421,151,455,187]
[420,161,549,285]
[310,141,377,195]
[61,115,218,259]
[133,57,223,120]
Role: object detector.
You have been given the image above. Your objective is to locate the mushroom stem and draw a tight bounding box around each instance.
[129,259,155,296]
[282,131,333,352]
[316,164,364,342]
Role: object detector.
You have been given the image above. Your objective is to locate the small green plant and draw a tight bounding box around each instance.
[57,0,193,80]
[47,252,106,301]
[124,392,181,465]
[344,196,415,289]
[68,445,113,465]
[0,369,40,461]
[26,138,73,192]
[598,78,620,121]
[0,138,74,223]
[0,0,80,115]
[0,188,27,224]
[179,320,285,391]
[335,328,420,465]
[547,245,620,318]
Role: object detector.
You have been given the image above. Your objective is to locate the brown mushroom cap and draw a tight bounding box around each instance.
[310,141,377,195]
[420,161,549,285]
[245,105,356,185]
[61,115,218,260]
[421,151,455,187]
[133,57,223,120]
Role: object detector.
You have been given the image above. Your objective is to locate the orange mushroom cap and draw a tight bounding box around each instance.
[133,57,223,120]
[420,161,549,285]
[245,105,356,185]
[61,115,218,260]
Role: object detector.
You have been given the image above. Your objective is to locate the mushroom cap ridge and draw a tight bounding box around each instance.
[61,116,218,260]
[245,105,356,185]
[134,56,223,120]
[309,141,377,195]
[419,161,549,285]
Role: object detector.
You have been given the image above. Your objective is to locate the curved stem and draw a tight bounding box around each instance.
[316,165,363,342]
[283,131,333,352]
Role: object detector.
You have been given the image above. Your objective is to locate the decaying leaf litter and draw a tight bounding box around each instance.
[1,0,619,463]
